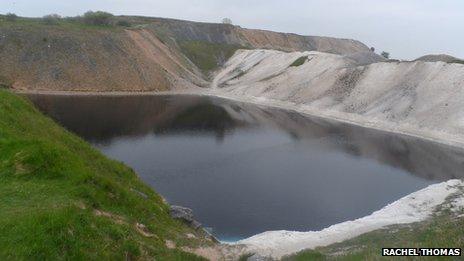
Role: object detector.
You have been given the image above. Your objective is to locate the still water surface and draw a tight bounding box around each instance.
[28,94,464,241]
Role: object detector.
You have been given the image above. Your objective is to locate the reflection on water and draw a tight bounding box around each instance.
[28,94,464,240]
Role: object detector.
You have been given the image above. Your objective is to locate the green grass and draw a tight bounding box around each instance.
[0,89,210,260]
[178,41,245,74]
[290,56,308,67]
[284,213,464,260]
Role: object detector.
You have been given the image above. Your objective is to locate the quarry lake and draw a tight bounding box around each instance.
[28,94,464,241]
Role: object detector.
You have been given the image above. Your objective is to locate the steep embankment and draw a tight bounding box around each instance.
[0,22,205,91]
[0,16,370,92]
[0,89,215,259]
[212,49,464,147]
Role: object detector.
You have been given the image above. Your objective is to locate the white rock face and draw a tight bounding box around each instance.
[212,49,464,147]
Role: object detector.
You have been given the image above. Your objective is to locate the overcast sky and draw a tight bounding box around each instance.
[2,0,463,59]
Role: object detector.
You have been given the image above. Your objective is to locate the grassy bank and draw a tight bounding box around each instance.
[0,89,211,259]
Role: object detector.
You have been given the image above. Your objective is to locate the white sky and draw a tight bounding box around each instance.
[2,0,463,59]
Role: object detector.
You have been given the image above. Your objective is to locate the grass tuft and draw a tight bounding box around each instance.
[290,56,308,67]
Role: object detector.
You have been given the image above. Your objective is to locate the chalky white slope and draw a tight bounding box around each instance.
[212,49,464,147]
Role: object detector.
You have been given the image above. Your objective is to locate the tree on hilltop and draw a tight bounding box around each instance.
[222,18,232,25]
[381,51,390,59]
[5,13,18,21]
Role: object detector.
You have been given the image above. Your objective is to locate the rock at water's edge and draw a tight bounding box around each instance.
[170,205,195,223]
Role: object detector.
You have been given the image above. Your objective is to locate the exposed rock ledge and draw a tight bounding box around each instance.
[170,205,219,243]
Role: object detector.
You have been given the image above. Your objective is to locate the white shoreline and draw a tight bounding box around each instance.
[236,179,463,258]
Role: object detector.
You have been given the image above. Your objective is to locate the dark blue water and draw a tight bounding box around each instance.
[28,94,464,241]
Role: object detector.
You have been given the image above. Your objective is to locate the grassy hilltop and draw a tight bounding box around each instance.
[0,89,212,259]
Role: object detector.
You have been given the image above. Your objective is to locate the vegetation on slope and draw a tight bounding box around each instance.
[450,59,464,65]
[289,56,308,67]
[0,90,211,260]
[0,11,134,29]
[0,14,124,30]
[178,41,245,74]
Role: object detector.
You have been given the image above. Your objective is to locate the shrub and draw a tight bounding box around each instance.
[116,20,131,27]
[381,51,390,59]
[178,41,244,73]
[222,18,232,24]
[5,13,18,22]
[82,11,113,26]
[42,14,61,25]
